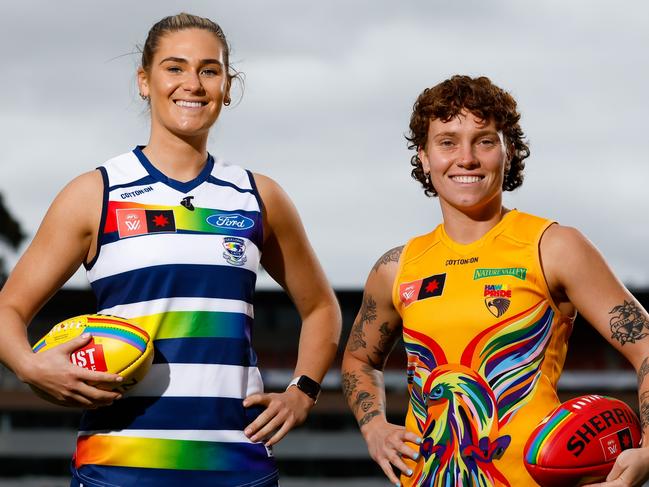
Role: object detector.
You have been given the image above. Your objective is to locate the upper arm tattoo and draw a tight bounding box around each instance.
[371,245,404,273]
[609,300,649,345]
[367,321,402,369]
[347,294,377,352]
[640,391,649,429]
[638,357,649,388]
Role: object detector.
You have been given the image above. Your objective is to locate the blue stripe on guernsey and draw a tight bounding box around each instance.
[75,461,278,487]
[207,174,256,194]
[153,338,257,366]
[108,175,157,192]
[91,264,257,309]
[80,398,265,431]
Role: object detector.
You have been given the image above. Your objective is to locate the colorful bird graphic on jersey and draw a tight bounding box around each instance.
[404,300,554,486]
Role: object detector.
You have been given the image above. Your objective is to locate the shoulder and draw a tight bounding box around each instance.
[540,223,590,254]
[56,170,104,204]
[251,172,282,199]
[365,245,405,294]
[371,245,405,274]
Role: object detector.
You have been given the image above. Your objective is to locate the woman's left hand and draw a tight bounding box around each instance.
[583,448,649,486]
[243,387,315,446]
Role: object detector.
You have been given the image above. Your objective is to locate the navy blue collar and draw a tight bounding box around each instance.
[133,145,215,194]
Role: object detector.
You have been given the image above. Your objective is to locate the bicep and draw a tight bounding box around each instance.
[345,249,403,370]
[0,172,101,323]
[542,225,649,367]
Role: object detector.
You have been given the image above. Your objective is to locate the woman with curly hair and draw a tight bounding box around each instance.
[342,75,649,486]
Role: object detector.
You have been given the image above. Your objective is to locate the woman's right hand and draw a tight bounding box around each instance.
[20,333,124,408]
[361,416,421,486]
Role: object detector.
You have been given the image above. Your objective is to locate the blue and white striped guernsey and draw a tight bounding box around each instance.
[74,147,278,486]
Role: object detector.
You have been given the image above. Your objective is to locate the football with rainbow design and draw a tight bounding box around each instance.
[32,314,153,394]
[523,395,642,487]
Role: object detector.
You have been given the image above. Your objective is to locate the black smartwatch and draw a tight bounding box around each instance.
[287,375,321,402]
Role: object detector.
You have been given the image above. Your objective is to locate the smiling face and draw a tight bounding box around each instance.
[418,110,509,216]
[137,28,230,140]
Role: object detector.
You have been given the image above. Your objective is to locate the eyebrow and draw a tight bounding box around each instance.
[433,129,499,138]
[159,56,223,66]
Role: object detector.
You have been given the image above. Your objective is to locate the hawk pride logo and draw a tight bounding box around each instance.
[399,273,446,307]
[116,209,176,238]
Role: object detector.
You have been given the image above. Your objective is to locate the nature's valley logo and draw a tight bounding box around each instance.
[473,267,527,281]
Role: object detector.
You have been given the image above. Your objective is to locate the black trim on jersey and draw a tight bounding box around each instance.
[84,166,109,271]
[246,170,265,251]
[133,146,214,194]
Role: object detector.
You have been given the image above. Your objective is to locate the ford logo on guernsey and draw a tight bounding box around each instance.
[206,213,254,230]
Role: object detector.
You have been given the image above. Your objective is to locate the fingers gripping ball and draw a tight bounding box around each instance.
[32,314,153,393]
[523,395,642,487]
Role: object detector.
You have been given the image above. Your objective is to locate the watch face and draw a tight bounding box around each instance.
[297,375,321,400]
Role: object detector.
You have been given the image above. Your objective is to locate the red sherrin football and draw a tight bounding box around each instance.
[524,395,641,487]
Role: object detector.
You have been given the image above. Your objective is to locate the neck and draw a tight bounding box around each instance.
[439,196,508,244]
[143,127,210,182]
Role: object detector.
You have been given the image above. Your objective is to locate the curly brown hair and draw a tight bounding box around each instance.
[406,75,530,197]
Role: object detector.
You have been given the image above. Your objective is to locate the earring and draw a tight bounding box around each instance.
[140,93,149,101]
[224,99,231,106]
[425,173,431,185]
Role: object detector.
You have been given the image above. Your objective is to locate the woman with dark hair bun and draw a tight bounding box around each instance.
[0,13,341,486]
[342,74,649,486]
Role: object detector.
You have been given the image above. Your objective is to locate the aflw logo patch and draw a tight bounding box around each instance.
[399,273,446,307]
[116,208,176,238]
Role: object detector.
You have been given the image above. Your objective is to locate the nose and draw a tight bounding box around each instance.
[182,70,204,94]
[456,143,479,169]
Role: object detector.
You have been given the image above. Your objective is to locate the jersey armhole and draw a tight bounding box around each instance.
[534,220,568,319]
[245,169,265,251]
[84,166,109,271]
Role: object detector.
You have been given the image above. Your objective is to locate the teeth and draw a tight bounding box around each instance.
[175,100,203,108]
[452,176,482,183]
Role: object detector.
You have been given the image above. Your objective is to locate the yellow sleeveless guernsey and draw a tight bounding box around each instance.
[393,210,574,487]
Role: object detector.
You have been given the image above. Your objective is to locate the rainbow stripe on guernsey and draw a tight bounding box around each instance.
[524,408,572,465]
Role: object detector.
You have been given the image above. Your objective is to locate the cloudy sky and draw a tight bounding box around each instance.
[1,0,648,290]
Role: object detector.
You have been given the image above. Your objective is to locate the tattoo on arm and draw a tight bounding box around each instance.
[367,321,401,370]
[352,391,377,414]
[640,391,649,429]
[341,372,359,402]
[638,358,649,387]
[360,363,380,388]
[609,300,649,346]
[347,294,377,352]
[358,409,382,427]
[371,245,404,273]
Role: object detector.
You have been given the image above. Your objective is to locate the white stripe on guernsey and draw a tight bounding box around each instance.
[125,364,264,398]
[98,296,254,319]
[77,429,254,444]
[109,184,261,211]
[103,152,149,187]
[212,158,253,190]
[87,233,260,282]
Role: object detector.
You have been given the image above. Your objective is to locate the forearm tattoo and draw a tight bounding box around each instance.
[358,409,382,427]
[640,391,649,429]
[367,321,401,369]
[341,371,359,401]
[638,357,649,387]
[609,300,649,345]
[352,391,377,414]
[371,245,404,273]
[347,294,377,352]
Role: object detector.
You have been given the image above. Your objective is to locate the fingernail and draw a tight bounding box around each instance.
[413,452,419,460]
[395,482,401,487]
[115,394,123,400]
[416,437,422,444]
[116,376,123,382]
[407,469,413,476]
[81,333,91,339]
[244,429,251,436]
